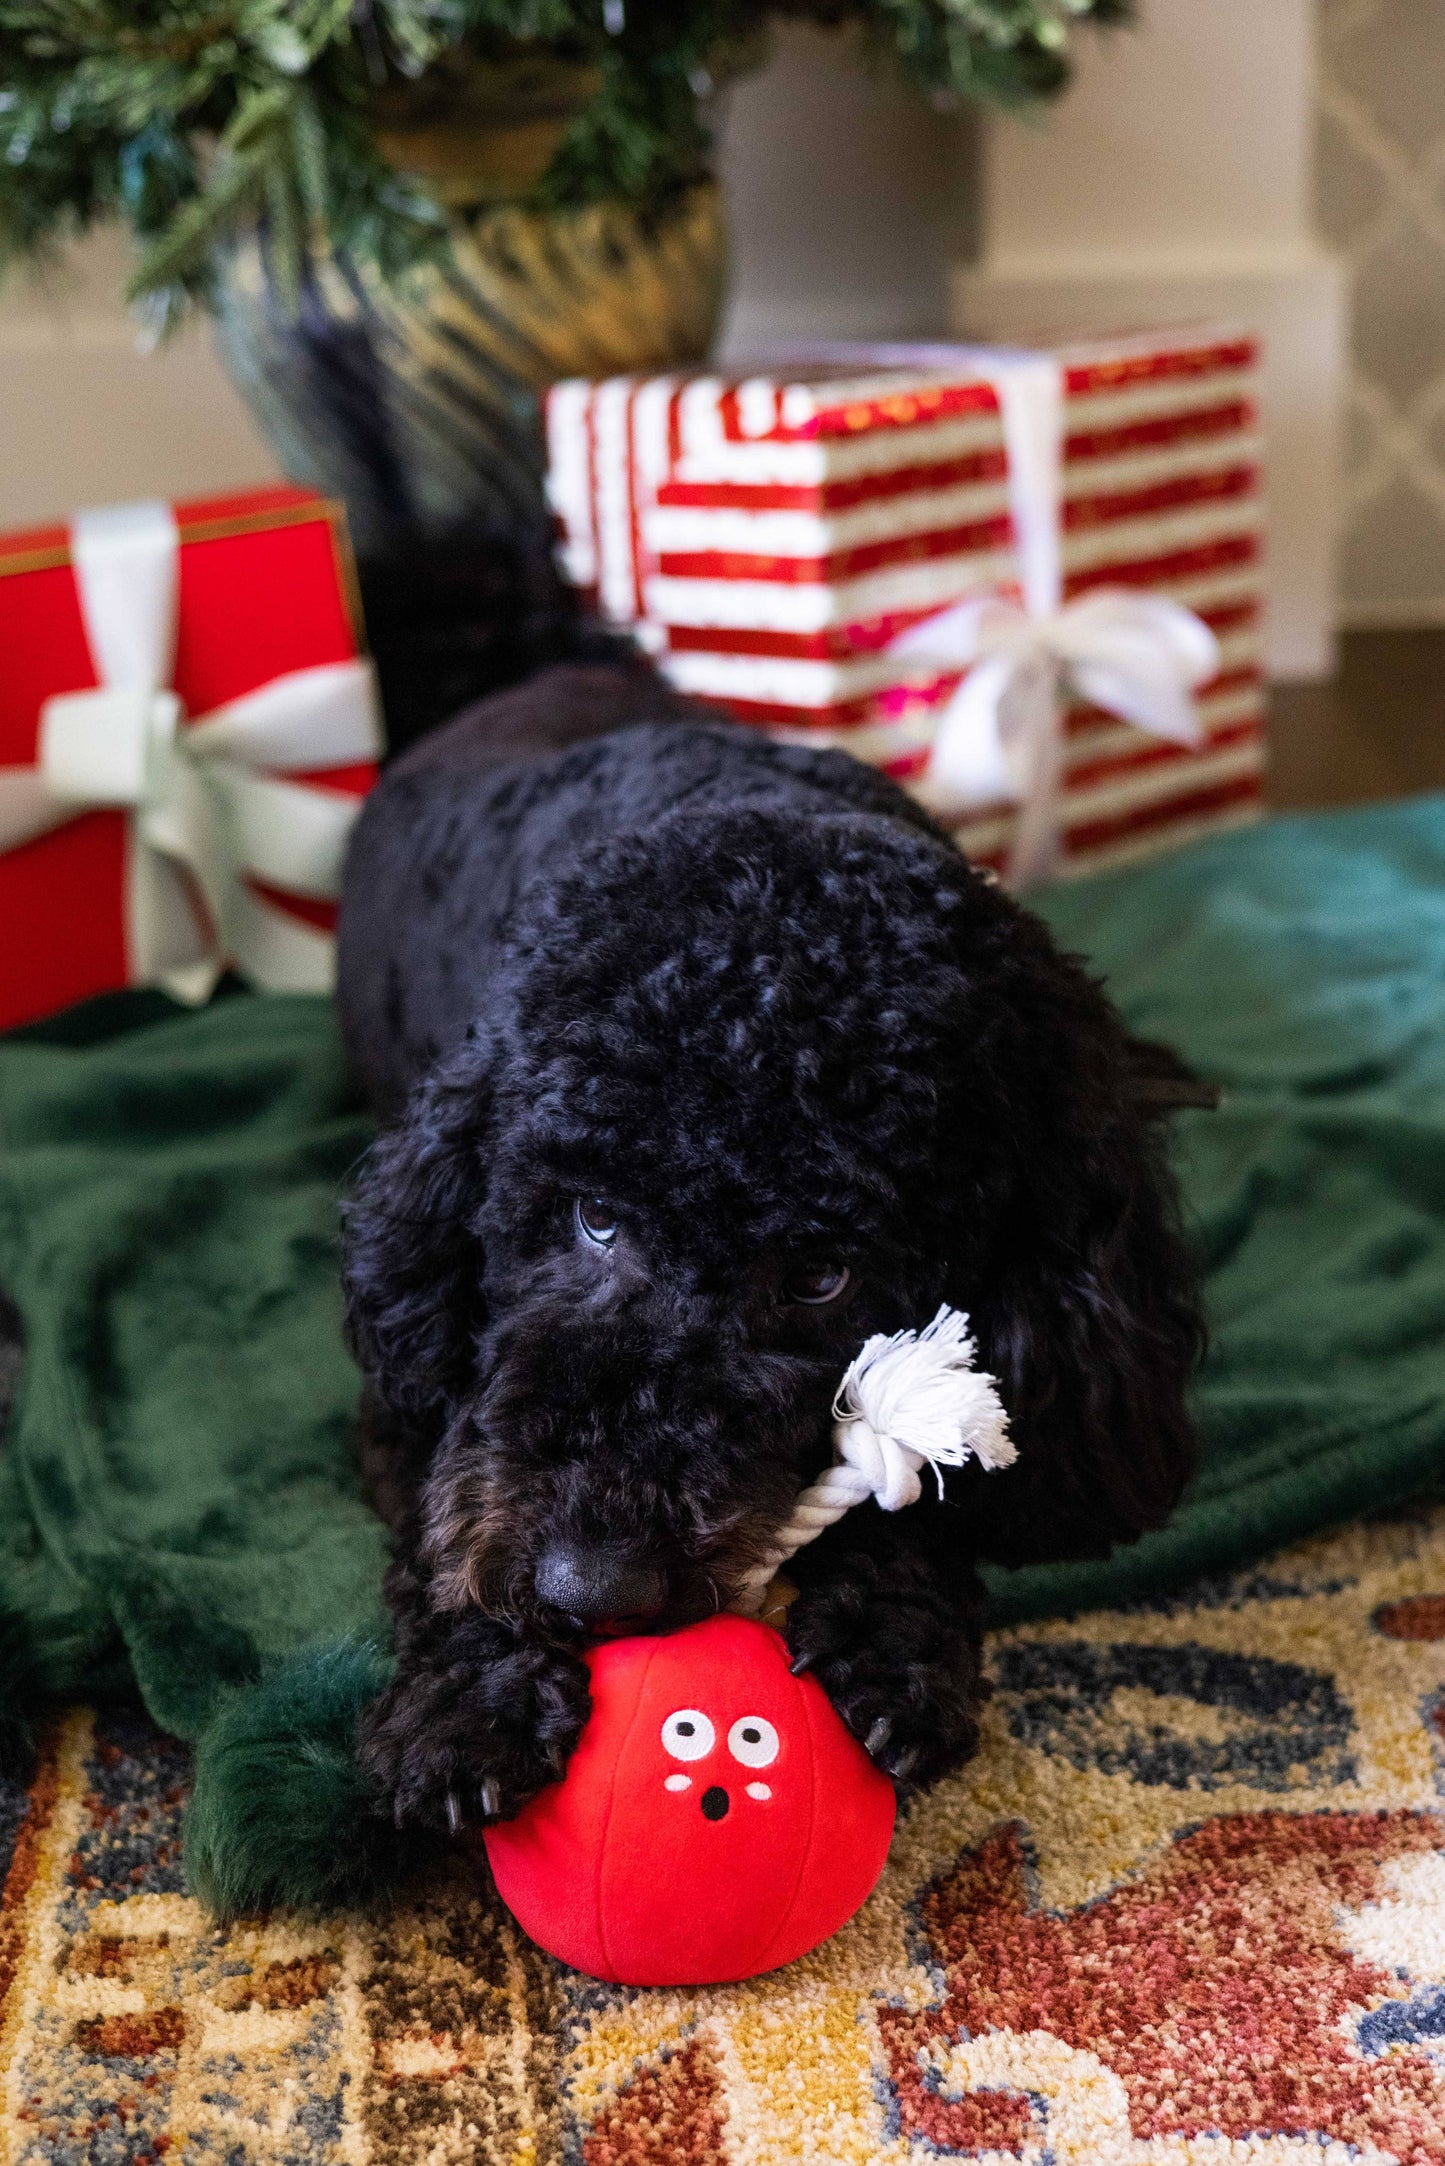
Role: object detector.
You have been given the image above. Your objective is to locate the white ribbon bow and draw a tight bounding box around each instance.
[886,349,1220,889]
[0,499,382,1002]
[892,587,1218,890]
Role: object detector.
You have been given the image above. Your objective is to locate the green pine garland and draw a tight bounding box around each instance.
[0,1,1131,322]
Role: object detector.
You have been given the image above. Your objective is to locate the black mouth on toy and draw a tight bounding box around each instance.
[700,1785,729,1821]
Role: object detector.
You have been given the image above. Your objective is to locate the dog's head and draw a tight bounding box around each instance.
[343,807,1201,1634]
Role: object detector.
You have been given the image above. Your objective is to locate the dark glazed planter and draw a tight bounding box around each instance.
[212,182,727,555]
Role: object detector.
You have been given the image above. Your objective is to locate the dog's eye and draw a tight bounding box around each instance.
[576,1197,618,1247]
[783,1264,850,1306]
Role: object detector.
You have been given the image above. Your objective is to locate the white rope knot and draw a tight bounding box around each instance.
[732,1305,1015,1615]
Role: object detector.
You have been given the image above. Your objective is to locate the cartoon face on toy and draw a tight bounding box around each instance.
[658,1701,781,1812]
[483,1613,896,1986]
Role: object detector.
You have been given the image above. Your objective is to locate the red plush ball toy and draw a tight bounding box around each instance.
[483,1613,896,1986]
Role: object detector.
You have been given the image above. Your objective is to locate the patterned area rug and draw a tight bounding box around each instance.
[3,1505,1445,2164]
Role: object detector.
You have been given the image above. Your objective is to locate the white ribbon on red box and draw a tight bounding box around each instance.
[0,499,382,1000]
[883,350,1220,888]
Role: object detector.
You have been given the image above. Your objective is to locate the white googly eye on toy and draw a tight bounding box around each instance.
[661,1709,715,1762]
[727,1716,779,1769]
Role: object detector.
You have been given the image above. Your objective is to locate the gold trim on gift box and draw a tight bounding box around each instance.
[322,507,368,657]
[0,543,72,578]
[0,495,369,654]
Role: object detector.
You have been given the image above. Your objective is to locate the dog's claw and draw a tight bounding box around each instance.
[480,1778,502,1820]
[890,1746,920,1785]
[445,1789,464,1837]
[789,1649,815,1676]
[547,1741,567,1777]
[866,1716,892,1759]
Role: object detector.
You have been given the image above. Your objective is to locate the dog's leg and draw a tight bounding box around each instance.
[358,1548,591,1828]
[782,1514,988,1792]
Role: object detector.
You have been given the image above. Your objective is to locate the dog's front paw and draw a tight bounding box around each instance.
[359,1629,591,1831]
[785,1588,985,1793]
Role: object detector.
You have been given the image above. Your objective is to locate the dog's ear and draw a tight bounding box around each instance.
[946,911,1205,1567]
[342,1039,494,1430]
[1124,1030,1221,1113]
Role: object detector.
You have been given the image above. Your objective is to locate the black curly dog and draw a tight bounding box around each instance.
[337,658,1204,1831]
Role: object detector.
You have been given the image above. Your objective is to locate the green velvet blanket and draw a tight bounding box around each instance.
[5,794,1445,1751]
[0,993,388,1745]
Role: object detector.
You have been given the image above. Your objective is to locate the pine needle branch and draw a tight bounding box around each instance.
[0,0,1134,320]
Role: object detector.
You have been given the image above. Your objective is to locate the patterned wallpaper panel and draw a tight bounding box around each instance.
[1318,0,1445,621]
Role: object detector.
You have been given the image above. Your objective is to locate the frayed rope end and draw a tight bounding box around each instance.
[833,1303,1015,1505]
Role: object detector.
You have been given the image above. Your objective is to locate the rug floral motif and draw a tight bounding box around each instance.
[3,1504,1445,2164]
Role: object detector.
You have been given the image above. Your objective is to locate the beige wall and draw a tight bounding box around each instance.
[0,228,280,529]
[1317,0,1445,623]
[980,0,1317,274]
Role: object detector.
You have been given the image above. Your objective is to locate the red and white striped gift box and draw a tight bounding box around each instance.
[545,331,1265,880]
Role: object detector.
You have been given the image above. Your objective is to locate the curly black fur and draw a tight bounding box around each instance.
[337,661,1203,1830]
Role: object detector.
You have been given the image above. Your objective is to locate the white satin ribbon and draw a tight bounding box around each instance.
[893,586,1218,889]
[0,499,382,1001]
[889,351,1220,889]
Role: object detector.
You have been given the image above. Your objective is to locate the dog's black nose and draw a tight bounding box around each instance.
[534,1544,666,1624]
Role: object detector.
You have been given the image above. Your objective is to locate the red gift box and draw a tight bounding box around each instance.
[0,485,381,1032]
